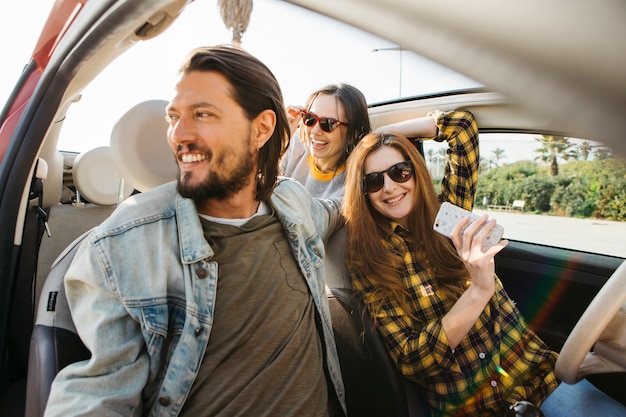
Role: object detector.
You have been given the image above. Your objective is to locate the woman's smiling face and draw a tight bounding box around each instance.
[304,93,348,172]
[364,146,415,228]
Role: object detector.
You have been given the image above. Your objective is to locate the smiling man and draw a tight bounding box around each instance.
[45,45,346,417]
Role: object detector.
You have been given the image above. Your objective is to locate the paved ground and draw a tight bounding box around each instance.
[473,209,626,258]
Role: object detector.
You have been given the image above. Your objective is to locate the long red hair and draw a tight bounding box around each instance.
[342,133,468,319]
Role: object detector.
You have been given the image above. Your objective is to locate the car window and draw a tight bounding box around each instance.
[425,133,626,257]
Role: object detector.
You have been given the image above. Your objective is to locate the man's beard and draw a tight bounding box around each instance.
[176,146,256,202]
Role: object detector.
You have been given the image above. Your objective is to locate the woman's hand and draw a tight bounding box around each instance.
[450,214,509,294]
[286,105,303,137]
[442,213,509,349]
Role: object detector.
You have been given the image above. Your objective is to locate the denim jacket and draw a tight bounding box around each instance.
[45,178,346,417]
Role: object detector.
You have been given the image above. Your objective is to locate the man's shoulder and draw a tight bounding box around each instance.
[270,177,315,214]
[273,177,311,200]
[272,178,341,215]
[94,181,179,236]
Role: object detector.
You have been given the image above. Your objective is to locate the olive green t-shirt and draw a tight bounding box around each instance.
[180,212,328,417]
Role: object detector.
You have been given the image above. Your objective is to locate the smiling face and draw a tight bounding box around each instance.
[364,146,415,228]
[304,93,348,173]
[165,70,259,205]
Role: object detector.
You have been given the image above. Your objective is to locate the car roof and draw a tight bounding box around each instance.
[292,0,626,155]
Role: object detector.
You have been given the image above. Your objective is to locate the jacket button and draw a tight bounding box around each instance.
[195,327,203,337]
[196,268,208,279]
[158,396,171,406]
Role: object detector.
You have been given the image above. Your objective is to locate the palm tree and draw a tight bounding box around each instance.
[491,148,507,167]
[437,147,448,178]
[534,135,578,176]
[578,141,592,161]
[479,156,495,172]
[426,148,436,175]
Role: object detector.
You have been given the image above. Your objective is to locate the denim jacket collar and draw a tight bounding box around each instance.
[175,193,214,264]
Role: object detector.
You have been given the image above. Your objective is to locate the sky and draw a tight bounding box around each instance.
[1,0,485,153]
[1,2,54,104]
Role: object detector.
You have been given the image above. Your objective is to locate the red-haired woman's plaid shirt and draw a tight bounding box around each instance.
[351,111,558,416]
[352,227,558,416]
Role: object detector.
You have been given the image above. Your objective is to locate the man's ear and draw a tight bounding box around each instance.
[252,109,276,150]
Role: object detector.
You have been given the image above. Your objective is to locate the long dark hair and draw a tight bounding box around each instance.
[179,45,290,201]
[343,132,469,319]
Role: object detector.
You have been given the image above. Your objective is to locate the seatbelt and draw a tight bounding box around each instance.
[29,158,51,309]
[8,158,51,373]
[30,158,51,233]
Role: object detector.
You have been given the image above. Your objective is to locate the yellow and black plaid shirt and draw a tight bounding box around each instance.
[430,110,480,211]
[352,111,558,416]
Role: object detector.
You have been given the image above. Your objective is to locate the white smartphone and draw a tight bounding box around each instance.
[433,202,504,251]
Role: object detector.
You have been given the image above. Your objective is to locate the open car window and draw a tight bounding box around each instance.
[425,134,626,257]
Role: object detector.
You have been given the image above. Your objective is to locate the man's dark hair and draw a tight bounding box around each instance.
[179,45,290,201]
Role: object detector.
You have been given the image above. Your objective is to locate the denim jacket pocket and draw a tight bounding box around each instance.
[135,302,186,388]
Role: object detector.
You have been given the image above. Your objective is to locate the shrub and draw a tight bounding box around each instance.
[595,177,626,220]
[520,177,555,212]
[550,177,596,217]
[470,158,625,220]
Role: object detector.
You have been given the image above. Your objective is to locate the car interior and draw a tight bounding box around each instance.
[1,1,625,416]
[8,92,625,417]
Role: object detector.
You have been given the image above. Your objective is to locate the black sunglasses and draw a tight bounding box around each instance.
[301,110,348,133]
[363,161,414,193]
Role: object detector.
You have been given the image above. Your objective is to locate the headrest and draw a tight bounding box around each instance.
[72,146,134,206]
[110,99,178,193]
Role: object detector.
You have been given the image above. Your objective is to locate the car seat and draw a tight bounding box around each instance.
[24,231,92,417]
[24,99,175,417]
[72,146,134,206]
[325,228,430,417]
[109,99,177,192]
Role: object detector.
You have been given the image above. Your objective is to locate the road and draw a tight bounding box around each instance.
[474,209,626,258]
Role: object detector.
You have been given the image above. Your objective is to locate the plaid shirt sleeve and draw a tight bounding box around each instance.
[429,110,479,210]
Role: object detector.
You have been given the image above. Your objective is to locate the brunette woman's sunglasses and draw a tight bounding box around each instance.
[363,161,414,193]
[301,110,348,133]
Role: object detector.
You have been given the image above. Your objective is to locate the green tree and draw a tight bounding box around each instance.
[435,147,447,179]
[479,156,495,172]
[491,148,507,167]
[521,176,555,212]
[437,147,447,163]
[578,141,592,161]
[426,149,436,175]
[534,135,579,176]
[594,147,613,160]
[473,158,626,221]
[550,176,596,217]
